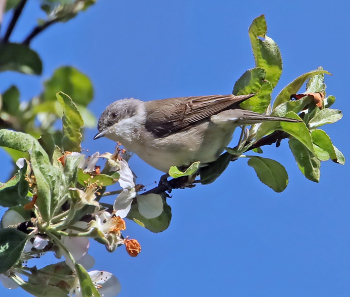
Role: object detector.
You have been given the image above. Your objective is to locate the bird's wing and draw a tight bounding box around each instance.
[144,94,255,137]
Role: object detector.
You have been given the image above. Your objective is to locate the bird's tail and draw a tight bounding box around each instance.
[236,109,300,124]
[211,109,301,125]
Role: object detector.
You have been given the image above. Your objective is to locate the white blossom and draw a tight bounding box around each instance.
[70,270,121,297]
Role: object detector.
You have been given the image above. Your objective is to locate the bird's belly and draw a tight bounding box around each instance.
[126,122,235,172]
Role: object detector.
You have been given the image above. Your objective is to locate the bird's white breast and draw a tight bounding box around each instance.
[104,103,237,172]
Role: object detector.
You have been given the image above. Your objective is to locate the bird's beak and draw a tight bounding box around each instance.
[94,129,107,140]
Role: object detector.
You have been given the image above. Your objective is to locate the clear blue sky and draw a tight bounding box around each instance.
[1,1,350,296]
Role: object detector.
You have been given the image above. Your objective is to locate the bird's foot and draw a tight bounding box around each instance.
[158,173,197,193]
[158,173,172,193]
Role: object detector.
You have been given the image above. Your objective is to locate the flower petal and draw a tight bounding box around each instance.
[33,237,49,250]
[0,274,19,289]
[137,194,163,219]
[115,203,132,219]
[118,160,135,189]
[61,237,90,269]
[85,152,100,172]
[113,189,135,211]
[89,271,121,297]
[76,254,95,270]
[1,210,25,228]
[15,158,25,169]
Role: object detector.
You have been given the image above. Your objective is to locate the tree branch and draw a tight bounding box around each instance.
[22,18,59,45]
[245,130,290,152]
[2,0,27,43]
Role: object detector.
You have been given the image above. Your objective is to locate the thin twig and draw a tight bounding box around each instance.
[2,0,27,43]
[245,130,290,152]
[22,18,59,45]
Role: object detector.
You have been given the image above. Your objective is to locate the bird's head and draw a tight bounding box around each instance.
[94,98,142,140]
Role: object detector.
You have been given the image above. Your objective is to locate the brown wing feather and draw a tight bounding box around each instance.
[144,94,255,137]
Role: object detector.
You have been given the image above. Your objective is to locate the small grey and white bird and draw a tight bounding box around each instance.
[94,94,297,173]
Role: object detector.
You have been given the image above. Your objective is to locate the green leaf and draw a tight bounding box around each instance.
[38,133,56,163]
[311,130,337,162]
[248,15,282,89]
[33,101,62,115]
[272,95,313,117]
[127,199,172,233]
[77,169,119,187]
[308,109,343,129]
[43,67,93,106]
[273,69,330,109]
[279,112,314,153]
[255,95,314,141]
[233,67,272,113]
[243,81,273,114]
[2,85,20,115]
[247,156,288,192]
[5,0,21,11]
[30,150,57,222]
[75,264,101,297]
[41,0,96,20]
[21,282,69,297]
[28,261,74,287]
[56,92,84,152]
[64,154,85,186]
[77,105,97,128]
[333,145,345,165]
[305,67,326,93]
[301,101,319,125]
[0,43,42,75]
[0,129,40,151]
[26,262,73,296]
[169,161,200,178]
[2,147,29,163]
[200,152,232,185]
[0,160,29,207]
[52,131,64,148]
[252,147,263,153]
[0,229,27,274]
[289,137,320,182]
[254,122,279,142]
[0,130,62,221]
[52,145,64,168]
[324,95,336,108]
[312,144,330,161]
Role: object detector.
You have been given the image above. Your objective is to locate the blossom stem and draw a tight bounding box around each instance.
[10,274,25,286]
[51,209,70,224]
[101,189,123,197]
[55,229,95,238]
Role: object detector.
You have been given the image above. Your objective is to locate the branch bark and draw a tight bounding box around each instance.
[2,0,27,43]
[22,18,59,45]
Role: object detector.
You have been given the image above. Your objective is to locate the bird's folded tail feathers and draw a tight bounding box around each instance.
[211,109,301,125]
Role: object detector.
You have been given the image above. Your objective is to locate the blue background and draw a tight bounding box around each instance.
[1,1,349,296]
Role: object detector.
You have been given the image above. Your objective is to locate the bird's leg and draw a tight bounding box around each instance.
[237,125,249,151]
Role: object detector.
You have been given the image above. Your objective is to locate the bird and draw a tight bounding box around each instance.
[94,94,298,173]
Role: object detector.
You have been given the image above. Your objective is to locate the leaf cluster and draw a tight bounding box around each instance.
[0,8,345,297]
[168,15,344,193]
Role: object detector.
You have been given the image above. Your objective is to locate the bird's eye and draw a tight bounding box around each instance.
[112,113,117,118]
